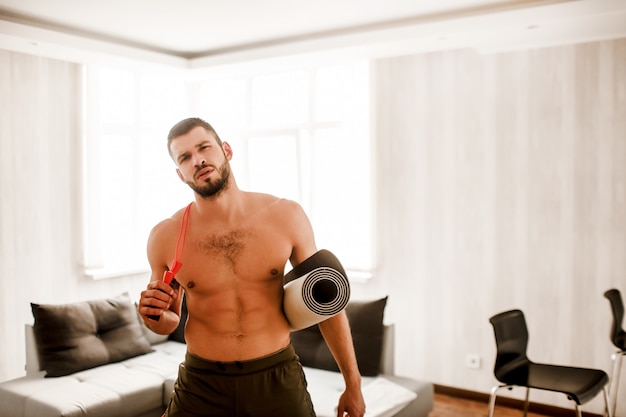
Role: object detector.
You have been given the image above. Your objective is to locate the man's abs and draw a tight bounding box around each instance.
[182,292,291,362]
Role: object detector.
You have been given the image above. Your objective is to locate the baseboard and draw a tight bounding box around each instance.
[434,384,602,417]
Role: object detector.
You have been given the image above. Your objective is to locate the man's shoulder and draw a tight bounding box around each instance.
[247,192,303,211]
[242,193,306,224]
[150,205,190,236]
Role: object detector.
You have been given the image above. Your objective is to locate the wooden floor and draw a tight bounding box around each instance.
[430,392,552,417]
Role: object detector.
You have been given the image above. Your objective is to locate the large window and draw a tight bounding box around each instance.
[84,60,373,278]
[195,61,373,276]
[82,67,189,277]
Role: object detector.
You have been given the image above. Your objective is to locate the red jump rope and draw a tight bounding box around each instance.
[148,202,192,321]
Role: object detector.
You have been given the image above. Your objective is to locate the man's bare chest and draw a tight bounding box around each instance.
[176,226,291,287]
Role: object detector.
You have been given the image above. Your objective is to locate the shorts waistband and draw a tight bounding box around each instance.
[183,344,297,375]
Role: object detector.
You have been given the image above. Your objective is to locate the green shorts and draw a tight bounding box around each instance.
[164,344,316,417]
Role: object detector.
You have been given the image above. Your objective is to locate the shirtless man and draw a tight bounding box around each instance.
[138,118,365,417]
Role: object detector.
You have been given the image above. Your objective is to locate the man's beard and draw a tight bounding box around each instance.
[186,160,231,199]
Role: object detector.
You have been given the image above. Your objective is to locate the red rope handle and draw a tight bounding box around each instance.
[163,202,192,283]
[174,203,192,267]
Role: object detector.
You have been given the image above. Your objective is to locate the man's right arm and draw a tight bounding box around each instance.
[137,221,182,335]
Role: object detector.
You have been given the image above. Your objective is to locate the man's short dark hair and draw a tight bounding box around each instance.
[167,117,223,156]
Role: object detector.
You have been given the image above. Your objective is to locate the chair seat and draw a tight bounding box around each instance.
[501,362,609,405]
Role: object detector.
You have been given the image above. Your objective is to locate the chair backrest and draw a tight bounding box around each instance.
[604,288,626,347]
[489,309,531,383]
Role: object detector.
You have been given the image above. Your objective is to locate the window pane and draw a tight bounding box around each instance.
[139,74,188,128]
[315,66,347,122]
[310,127,372,271]
[197,78,247,129]
[99,68,135,125]
[136,130,190,263]
[97,133,136,266]
[247,134,300,201]
[251,71,308,128]
[196,79,248,186]
[315,62,368,122]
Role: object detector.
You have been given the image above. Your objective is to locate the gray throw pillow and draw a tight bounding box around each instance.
[290,296,388,376]
[31,292,153,377]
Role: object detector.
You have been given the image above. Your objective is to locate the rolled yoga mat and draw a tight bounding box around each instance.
[283,249,351,331]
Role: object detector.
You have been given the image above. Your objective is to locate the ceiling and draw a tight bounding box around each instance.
[0,0,625,69]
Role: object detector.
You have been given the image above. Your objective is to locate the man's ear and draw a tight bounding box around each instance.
[222,142,233,160]
[176,168,185,182]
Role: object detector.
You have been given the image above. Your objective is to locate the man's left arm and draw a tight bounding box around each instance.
[319,312,366,417]
[285,198,365,416]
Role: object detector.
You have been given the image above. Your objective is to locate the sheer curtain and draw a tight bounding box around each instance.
[0,50,82,381]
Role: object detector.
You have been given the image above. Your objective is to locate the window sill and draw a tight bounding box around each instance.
[85,266,150,280]
[85,267,370,282]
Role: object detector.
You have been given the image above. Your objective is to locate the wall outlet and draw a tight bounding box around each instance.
[465,353,481,369]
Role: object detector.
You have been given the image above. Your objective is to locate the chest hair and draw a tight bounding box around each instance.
[196,229,246,266]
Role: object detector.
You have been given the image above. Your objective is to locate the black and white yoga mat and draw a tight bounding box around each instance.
[283,249,351,331]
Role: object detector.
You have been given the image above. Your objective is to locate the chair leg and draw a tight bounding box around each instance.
[522,387,530,417]
[603,385,614,417]
[488,384,512,417]
[608,351,624,417]
[575,404,582,417]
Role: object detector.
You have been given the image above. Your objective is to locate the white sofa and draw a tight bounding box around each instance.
[0,323,433,417]
[0,293,433,417]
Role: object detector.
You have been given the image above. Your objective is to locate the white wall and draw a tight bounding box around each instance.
[371,39,626,414]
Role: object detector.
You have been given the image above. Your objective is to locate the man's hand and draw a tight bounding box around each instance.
[336,386,366,417]
[138,280,178,324]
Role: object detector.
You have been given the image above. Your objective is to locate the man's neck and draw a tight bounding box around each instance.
[193,184,246,223]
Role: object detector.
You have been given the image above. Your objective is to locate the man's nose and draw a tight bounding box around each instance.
[192,155,206,167]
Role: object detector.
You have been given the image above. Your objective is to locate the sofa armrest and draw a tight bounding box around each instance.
[380,324,395,375]
[24,324,41,375]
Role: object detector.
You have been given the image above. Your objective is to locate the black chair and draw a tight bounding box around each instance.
[488,309,612,417]
[604,289,626,417]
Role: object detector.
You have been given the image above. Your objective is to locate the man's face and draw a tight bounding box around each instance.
[169,126,232,199]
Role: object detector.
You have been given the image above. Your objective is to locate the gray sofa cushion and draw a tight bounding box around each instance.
[291,297,388,376]
[31,293,153,377]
